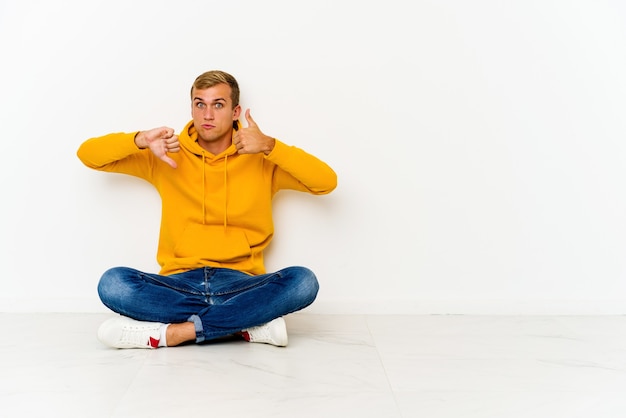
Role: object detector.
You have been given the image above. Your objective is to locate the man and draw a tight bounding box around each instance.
[77,70,337,349]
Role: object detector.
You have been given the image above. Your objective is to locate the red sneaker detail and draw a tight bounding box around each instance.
[149,336,160,348]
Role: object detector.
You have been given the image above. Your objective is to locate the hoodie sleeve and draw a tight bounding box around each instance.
[265,139,337,195]
[76,132,156,181]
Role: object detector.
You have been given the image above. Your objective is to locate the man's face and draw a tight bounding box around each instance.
[191,83,241,146]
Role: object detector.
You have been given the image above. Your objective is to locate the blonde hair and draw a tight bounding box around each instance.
[190,70,240,107]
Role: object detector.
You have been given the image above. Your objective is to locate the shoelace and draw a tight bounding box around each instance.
[248,324,270,342]
[119,325,159,347]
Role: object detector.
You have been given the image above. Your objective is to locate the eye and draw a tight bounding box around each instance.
[196,102,206,109]
[214,102,224,109]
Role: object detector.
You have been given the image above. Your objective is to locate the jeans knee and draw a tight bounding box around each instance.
[97,267,131,306]
[288,266,320,305]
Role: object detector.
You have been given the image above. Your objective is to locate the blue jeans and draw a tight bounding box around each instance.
[97,266,319,343]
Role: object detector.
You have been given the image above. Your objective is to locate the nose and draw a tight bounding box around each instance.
[203,107,214,120]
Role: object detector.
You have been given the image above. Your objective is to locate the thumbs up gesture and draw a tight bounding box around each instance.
[232,109,276,155]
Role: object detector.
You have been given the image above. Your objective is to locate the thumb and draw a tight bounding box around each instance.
[161,154,177,169]
[245,109,258,128]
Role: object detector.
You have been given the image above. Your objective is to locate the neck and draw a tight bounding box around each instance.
[197,137,232,155]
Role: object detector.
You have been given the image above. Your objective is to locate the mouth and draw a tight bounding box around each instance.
[201,124,215,129]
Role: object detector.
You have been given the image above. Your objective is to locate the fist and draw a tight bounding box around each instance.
[136,127,180,168]
[232,109,275,155]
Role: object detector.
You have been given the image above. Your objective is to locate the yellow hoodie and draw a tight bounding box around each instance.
[77,120,337,276]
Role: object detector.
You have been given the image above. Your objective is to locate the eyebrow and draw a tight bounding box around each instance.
[193,97,227,103]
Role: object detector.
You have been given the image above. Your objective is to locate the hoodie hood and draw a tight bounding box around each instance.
[179,119,241,159]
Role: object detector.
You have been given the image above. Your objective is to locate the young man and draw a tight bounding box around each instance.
[77,70,337,349]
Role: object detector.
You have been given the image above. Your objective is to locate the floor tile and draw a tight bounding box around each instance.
[1,313,626,417]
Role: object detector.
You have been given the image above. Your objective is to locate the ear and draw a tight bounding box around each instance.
[232,104,242,120]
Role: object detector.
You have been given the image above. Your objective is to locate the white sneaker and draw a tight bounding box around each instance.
[241,317,288,347]
[98,315,164,349]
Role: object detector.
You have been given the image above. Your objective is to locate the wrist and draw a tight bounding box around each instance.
[134,132,147,149]
[263,137,276,155]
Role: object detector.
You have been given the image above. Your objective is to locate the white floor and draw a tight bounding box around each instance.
[2,313,626,418]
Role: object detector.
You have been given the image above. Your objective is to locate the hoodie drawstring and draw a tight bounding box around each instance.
[195,122,239,229]
[201,152,206,224]
[223,154,228,229]
[200,151,229,229]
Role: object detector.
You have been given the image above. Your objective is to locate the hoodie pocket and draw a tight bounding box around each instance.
[174,224,251,262]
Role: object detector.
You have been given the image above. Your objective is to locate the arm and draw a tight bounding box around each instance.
[77,132,144,172]
[265,140,337,195]
[77,127,180,175]
[232,109,337,194]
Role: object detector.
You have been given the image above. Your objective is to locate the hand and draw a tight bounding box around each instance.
[135,127,180,168]
[232,109,275,155]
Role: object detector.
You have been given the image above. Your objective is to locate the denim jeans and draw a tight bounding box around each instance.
[97,266,319,343]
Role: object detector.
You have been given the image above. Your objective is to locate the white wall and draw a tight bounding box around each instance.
[1,0,625,314]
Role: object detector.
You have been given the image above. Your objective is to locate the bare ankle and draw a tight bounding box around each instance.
[165,322,196,346]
